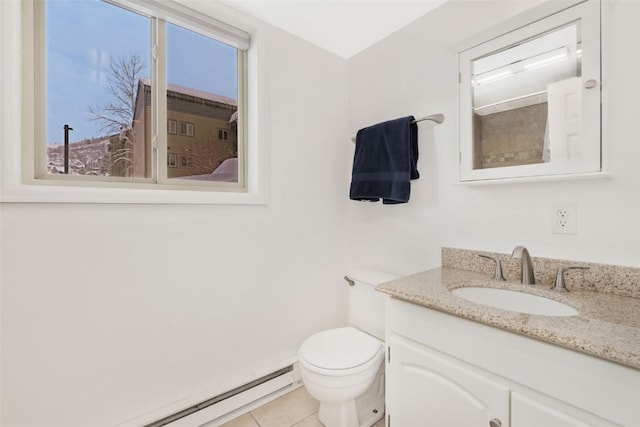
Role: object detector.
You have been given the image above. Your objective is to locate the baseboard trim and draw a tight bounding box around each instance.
[117,358,300,427]
[165,367,300,427]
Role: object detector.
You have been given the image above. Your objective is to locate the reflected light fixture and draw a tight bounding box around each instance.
[523,47,568,70]
[474,70,513,85]
[473,46,569,86]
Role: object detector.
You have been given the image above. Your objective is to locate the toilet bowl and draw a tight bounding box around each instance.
[298,271,397,427]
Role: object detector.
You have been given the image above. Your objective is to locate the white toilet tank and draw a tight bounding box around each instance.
[348,269,399,341]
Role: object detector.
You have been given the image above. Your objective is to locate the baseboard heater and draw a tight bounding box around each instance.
[144,365,295,427]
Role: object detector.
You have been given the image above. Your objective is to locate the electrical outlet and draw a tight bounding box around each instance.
[551,204,577,234]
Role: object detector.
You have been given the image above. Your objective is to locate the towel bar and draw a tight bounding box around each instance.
[351,113,444,143]
[411,113,445,124]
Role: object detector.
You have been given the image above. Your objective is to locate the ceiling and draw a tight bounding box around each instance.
[218,0,449,58]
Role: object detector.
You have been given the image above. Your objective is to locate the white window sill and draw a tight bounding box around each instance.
[0,181,268,205]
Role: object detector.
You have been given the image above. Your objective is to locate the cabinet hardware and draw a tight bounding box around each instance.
[489,418,502,427]
[585,78,598,89]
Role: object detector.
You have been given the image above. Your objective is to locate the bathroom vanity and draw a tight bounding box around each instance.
[378,250,640,426]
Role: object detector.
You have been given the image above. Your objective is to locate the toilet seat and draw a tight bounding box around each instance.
[299,327,383,376]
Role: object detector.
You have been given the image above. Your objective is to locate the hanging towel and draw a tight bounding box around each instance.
[349,116,419,204]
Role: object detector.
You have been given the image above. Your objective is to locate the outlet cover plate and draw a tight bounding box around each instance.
[551,203,577,234]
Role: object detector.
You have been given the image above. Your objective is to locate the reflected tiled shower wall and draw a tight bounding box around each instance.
[473,103,548,169]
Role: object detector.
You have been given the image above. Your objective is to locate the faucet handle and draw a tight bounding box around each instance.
[478,254,505,281]
[552,265,590,292]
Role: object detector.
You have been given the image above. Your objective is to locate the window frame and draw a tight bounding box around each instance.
[168,119,178,135]
[168,153,178,168]
[179,122,195,137]
[180,155,193,168]
[0,0,269,204]
[218,128,230,141]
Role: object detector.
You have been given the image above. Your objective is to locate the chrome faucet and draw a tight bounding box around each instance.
[511,246,535,285]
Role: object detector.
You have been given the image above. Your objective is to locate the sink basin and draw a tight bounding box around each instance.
[451,287,578,316]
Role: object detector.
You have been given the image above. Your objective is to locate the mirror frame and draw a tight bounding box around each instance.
[458,0,601,182]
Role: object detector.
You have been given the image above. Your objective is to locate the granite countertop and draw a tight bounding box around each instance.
[377,267,640,370]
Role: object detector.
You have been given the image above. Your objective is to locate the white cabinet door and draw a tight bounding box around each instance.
[511,392,620,427]
[386,335,510,426]
[546,76,601,174]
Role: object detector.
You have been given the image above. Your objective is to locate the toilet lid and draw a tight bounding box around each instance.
[299,327,382,370]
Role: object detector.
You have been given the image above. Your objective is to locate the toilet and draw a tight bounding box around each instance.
[298,270,398,427]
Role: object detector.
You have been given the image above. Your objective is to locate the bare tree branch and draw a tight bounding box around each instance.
[87,52,145,177]
[88,52,145,134]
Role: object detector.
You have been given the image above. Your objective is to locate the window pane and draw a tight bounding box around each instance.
[166,22,239,183]
[46,0,151,178]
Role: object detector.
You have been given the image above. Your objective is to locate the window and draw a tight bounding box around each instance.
[30,0,249,189]
[218,129,230,141]
[168,120,177,135]
[168,153,178,168]
[181,156,193,168]
[179,122,195,137]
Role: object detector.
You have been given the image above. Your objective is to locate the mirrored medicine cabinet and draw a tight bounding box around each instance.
[458,0,602,182]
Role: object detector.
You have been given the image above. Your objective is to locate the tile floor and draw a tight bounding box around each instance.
[219,386,385,427]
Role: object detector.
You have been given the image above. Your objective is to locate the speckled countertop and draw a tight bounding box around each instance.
[377,267,640,370]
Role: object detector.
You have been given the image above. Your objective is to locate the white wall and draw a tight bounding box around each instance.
[0,18,350,427]
[347,0,640,272]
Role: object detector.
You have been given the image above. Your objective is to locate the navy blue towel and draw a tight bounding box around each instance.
[349,116,419,204]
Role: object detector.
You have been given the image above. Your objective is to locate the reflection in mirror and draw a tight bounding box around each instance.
[471,23,581,170]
